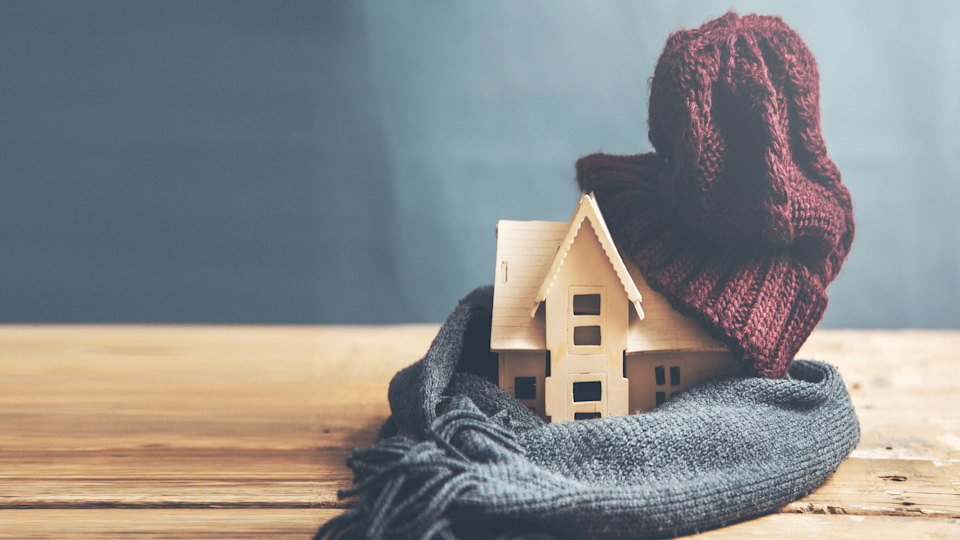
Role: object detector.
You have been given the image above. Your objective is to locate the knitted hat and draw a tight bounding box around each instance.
[577,12,854,378]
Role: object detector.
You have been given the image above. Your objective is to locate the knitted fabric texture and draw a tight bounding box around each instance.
[577,12,855,378]
[316,287,860,540]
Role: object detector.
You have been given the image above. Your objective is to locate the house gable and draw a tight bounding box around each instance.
[531,193,644,320]
[490,193,728,355]
[541,214,630,356]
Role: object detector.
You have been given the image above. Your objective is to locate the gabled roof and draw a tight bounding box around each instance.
[490,193,727,353]
[530,193,644,320]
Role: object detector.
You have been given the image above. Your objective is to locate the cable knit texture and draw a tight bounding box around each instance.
[315,287,860,540]
[578,12,855,378]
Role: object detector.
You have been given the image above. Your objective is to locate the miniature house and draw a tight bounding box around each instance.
[491,193,741,423]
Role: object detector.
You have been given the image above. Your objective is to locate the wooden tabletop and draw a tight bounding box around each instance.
[1,325,958,538]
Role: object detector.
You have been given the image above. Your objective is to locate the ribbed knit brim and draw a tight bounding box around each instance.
[577,12,854,379]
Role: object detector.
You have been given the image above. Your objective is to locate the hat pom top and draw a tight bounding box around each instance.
[648,12,852,276]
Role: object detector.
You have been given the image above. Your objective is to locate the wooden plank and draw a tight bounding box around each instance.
[0,448,355,509]
[0,325,431,516]
[0,508,337,539]
[784,458,960,518]
[0,510,956,539]
[692,513,960,539]
[0,325,438,450]
[0,448,344,479]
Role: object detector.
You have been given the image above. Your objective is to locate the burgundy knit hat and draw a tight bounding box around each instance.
[577,12,854,379]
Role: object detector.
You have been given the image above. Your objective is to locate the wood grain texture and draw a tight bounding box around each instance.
[0,510,957,540]
[0,509,338,539]
[797,330,960,463]
[695,513,960,539]
[1,326,958,538]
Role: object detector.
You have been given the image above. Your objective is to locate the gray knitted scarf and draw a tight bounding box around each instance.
[316,286,860,540]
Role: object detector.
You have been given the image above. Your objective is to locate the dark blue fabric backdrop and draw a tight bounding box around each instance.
[2,0,958,327]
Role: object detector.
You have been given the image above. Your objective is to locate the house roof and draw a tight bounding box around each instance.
[490,193,728,354]
[531,193,644,320]
[490,220,568,351]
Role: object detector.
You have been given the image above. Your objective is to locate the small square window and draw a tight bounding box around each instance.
[515,377,536,400]
[573,381,602,402]
[572,294,601,315]
[573,325,601,346]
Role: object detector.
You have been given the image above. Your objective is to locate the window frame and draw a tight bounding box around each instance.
[567,286,605,355]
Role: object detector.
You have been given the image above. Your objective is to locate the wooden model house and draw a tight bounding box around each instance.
[491,193,741,423]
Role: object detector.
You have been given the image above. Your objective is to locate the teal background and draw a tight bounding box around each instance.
[2,1,958,327]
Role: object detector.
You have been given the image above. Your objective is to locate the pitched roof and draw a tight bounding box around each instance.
[490,193,727,353]
[490,220,568,351]
[531,193,644,319]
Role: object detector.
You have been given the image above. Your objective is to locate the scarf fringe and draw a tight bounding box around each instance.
[315,397,534,540]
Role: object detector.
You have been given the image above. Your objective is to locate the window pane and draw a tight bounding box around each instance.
[572,294,601,315]
[572,380,602,402]
[514,377,536,400]
[573,325,601,346]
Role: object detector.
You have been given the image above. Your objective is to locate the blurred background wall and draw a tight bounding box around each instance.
[2,0,958,327]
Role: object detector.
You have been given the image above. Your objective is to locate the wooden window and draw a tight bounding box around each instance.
[573,325,601,346]
[572,294,601,315]
[567,286,605,354]
[514,377,536,400]
[573,380,602,402]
